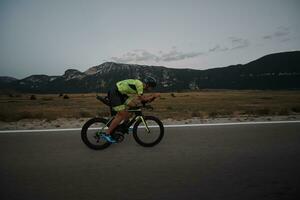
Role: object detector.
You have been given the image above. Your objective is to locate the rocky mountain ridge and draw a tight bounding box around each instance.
[1,51,300,93]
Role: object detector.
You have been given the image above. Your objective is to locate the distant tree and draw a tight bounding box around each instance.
[30,95,37,100]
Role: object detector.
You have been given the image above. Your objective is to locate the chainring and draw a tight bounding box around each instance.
[112,132,125,143]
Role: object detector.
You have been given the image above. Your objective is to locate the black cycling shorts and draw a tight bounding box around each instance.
[108,86,129,112]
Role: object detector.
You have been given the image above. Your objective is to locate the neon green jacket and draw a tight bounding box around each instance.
[116,79,144,96]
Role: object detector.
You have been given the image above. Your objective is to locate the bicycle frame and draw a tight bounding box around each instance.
[97,107,150,134]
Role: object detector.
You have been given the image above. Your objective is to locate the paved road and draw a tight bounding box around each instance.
[1,123,300,200]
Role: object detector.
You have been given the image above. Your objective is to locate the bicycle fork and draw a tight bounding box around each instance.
[138,116,150,133]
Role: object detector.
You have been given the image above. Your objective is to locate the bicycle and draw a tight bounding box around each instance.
[81,95,164,150]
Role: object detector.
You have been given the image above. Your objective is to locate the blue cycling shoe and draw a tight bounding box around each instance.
[101,134,117,143]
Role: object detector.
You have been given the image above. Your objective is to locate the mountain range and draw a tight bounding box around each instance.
[1,51,300,93]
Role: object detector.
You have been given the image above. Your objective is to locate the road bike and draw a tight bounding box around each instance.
[81,95,164,150]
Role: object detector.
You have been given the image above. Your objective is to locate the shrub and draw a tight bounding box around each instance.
[79,111,91,118]
[191,111,204,118]
[278,108,289,115]
[256,108,271,115]
[291,107,300,113]
[171,93,176,97]
[259,97,273,100]
[208,111,218,118]
[59,93,64,97]
[42,97,53,101]
[63,95,70,99]
[30,95,37,100]
[219,110,233,116]
[17,112,45,120]
[166,106,173,110]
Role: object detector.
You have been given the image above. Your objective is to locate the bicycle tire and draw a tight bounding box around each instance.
[81,118,111,150]
[133,116,164,147]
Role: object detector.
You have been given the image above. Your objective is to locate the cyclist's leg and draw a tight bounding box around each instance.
[106,87,129,135]
[106,110,130,135]
[107,98,137,134]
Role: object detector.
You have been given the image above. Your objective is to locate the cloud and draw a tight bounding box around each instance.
[280,38,291,43]
[111,49,158,63]
[229,37,250,50]
[111,37,251,64]
[207,37,250,54]
[209,37,250,52]
[111,48,204,63]
[262,26,291,41]
[263,35,272,40]
[275,26,290,37]
[209,45,229,52]
[160,49,204,62]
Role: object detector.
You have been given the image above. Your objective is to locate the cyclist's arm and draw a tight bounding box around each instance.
[138,93,160,102]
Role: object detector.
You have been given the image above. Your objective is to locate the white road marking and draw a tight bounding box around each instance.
[0,120,300,133]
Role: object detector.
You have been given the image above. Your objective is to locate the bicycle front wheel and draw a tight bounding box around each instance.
[133,116,164,147]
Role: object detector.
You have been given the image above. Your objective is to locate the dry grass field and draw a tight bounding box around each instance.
[1,90,300,122]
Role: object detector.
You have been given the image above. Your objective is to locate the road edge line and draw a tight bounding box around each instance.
[1,120,300,133]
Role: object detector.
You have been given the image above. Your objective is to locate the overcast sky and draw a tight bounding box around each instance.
[0,0,299,79]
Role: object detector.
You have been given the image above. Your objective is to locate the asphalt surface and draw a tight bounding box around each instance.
[1,123,300,200]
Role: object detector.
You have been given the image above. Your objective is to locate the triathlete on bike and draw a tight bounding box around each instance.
[102,77,160,143]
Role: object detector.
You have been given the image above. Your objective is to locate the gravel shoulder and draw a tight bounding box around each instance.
[1,115,300,130]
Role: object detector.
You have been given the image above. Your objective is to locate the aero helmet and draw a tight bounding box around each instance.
[144,77,157,88]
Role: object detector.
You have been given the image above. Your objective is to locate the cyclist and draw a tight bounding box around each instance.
[102,77,160,143]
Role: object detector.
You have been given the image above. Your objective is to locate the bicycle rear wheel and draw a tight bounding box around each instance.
[133,116,164,147]
[81,118,111,150]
